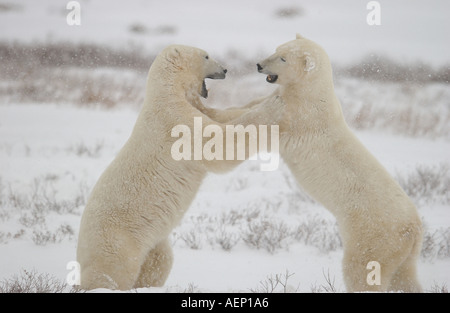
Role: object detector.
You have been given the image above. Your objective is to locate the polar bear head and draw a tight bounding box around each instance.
[256,34,331,87]
[156,45,227,98]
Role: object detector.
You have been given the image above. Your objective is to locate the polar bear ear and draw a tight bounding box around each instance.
[166,46,181,61]
[296,33,304,40]
[304,55,316,72]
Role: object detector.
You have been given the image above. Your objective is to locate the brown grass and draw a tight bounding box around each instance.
[0,41,151,108]
[339,54,449,84]
[0,41,448,137]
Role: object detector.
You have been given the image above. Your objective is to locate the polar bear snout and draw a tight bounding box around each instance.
[257,63,263,72]
[256,63,278,84]
[204,56,228,80]
[206,68,227,80]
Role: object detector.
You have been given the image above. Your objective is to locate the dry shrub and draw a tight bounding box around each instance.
[427,282,449,293]
[250,270,298,293]
[421,227,450,260]
[293,216,342,253]
[340,83,450,139]
[0,269,72,293]
[241,219,291,254]
[0,41,153,76]
[0,41,149,108]
[396,164,450,205]
[342,54,449,84]
[274,7,303,19]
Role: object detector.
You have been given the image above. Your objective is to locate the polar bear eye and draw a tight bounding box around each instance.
[205,55,209,60]
[280,57,286,62]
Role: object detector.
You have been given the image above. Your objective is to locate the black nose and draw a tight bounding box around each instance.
[224,69,227,74]
[257,63,263,72]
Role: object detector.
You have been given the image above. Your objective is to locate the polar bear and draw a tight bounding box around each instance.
[253,34,423,292]
[76,44,284,290]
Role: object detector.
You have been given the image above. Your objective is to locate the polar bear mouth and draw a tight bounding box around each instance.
[201,69,227,98]
[201,80,208,98]
[266,75,278,83]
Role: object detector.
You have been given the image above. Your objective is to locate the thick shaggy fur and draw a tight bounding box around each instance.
[76,45,283,290]
[253,34,422,292]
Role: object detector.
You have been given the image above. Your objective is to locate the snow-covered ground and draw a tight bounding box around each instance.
[0,0,449,293]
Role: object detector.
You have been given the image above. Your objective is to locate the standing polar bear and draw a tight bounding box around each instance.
[254,34,423,292]
[76,45,283,290]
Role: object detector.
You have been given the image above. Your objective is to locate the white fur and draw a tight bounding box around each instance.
[76,45,284,290]
[254,35,423,292]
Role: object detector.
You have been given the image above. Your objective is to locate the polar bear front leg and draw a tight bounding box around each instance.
[134,239,174,288]
[240,89,280,109]
[189,94,251,124]
[198,95,285,174]
[190,90,280,124]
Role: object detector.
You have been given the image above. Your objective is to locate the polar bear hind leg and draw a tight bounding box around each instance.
[388,256,422,292]
[80,248,143,290]
[388,238,422,292]
[342,247,399,292]
[343,233,421,292]
[78,228,147,290]
[134,239,174,288]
